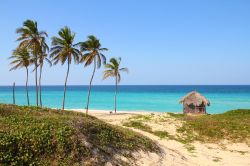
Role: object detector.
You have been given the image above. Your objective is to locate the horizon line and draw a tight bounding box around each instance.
[0,84,250,86]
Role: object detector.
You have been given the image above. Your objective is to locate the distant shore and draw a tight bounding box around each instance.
[67,108,168,115]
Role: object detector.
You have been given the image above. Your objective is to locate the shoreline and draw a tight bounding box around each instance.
[66,108,182,115]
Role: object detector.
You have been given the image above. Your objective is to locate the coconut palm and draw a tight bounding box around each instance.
[50,27,81,110]
[77,35,108,113]
[38,51,51,107]
[103,57,128,113]
[31,39,50,107]
[16,19,48,107]
[9,48,31,105]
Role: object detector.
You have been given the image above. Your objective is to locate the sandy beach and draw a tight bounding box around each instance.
[1,1,250,165]
[68,109,250,166]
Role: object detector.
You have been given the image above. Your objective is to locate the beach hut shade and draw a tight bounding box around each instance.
[179,91,210,114]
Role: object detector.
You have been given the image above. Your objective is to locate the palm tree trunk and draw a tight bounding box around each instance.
[114,76,118,113]
[39,63,43,107]
[35,56,38,107]
[86,58,96,114]
[62,60,70,110]
[26,67,30,106]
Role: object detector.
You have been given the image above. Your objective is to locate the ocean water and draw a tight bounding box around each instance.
[0,85,250,114]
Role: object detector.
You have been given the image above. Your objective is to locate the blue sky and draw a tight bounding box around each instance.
[0,0,249,85]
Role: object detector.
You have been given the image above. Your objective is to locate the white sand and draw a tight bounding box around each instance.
[67,109,250,166]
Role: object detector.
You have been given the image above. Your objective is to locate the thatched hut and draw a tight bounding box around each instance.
[179,91,210,114]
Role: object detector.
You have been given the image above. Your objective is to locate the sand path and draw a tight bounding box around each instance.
[72,110,250,166]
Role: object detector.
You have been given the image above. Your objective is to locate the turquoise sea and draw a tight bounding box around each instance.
[0,85,250,114]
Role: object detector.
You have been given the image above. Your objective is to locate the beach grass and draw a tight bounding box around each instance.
[176,109,250,144]
[123,120,173,139]
[0,104,160,165]
[123,120,152,133]
[124,109,250,146]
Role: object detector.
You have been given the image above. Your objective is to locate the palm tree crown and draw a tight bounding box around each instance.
[50,27,81,65]
[77,35,108,67]
[9,48,30,70]
[16,20,48,55]
[103,57,128,82]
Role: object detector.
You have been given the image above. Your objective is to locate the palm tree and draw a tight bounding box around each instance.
[77,35,108,113]
[103,57,128,113]
[38,37,50,107]
[38,51,51,107]
[9,48,31,105]
[16,20,48,107]
[50,27,81,110]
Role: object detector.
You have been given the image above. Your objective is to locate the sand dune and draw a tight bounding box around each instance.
[78,110,250,166]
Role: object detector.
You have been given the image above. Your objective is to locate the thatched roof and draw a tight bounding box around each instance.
[179,91,210,106]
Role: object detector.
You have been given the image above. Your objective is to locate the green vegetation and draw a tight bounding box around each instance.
[123,116,195,152]
[103,57,128,113]
[168,112,185,118]
[137,110,250,145]
[123,120,171,139]
[153,131,171,139]
[0,104,160,165]
[123,110,250,153]
[128,114,154,121]
[123,121,152,133]
[184,144,196,153]
[213,157,222,162]
[177,109,250,144]
[236,150,248,155]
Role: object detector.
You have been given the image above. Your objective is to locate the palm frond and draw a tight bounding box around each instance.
[96,55,101,69]
[99,48,108,51]
[103,57,128,83]
[117,73,121,83]
[16,19,48,65]
[103,70,115,80]
[119,67,129,73]
[78,35,107,69]
[50,26,80,66]
[105,63,115,69]
[9,47,31,70]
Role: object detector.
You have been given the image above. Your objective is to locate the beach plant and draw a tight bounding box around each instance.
[77,35,108,113]
[0,104,160,165]
[50,27,81,110]
[176,109,250,144]
[9,48,31,105]
[103,57,128,113]
[16,20,48,107]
